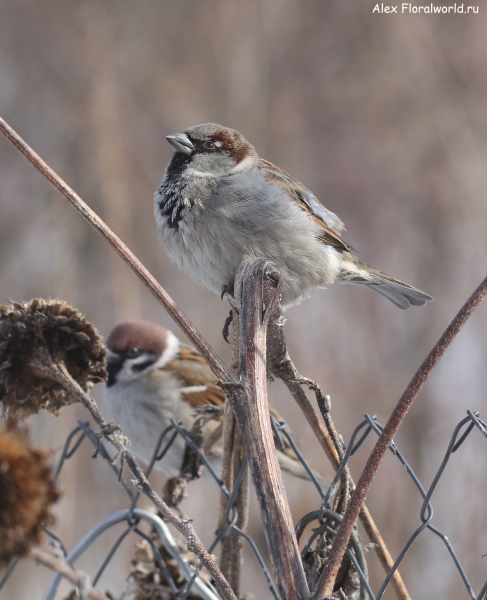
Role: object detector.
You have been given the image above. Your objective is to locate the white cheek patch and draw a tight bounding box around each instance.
[130,354,155,368]
[154,332,181,369]
[214,141,223,148]
[117,333,181,384]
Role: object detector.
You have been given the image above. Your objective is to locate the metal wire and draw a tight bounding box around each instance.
[42,509,220,600]
[2,409,487,600]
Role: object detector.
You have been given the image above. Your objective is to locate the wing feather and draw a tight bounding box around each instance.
[259,158,355,253]
[165,344,225,409]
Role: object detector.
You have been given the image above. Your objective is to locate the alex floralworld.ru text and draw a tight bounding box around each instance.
[373,3,479,13]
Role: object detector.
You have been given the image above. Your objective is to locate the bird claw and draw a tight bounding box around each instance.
[222,310,233,344]
[221,282,235,301]
[264,264,280,287]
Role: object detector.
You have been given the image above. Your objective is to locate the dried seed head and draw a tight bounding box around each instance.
[0,298,107,417]
[0,421,60,567]
[127,537,208,599]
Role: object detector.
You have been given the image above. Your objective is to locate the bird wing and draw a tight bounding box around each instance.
[167,344,329,482]
[169,346,303,441]
[164,343,225,410]
[259,158,356,253]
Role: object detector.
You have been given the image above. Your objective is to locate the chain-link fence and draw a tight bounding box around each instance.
[1,406,486,600]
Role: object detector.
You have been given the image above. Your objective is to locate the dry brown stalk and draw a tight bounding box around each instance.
[30,547,106,600]
[313,273,487,599]
[220,256,309,600]
[228,425,250,597]
[218,306,250,597]
[218,403,237,583]
[217,315,237,582]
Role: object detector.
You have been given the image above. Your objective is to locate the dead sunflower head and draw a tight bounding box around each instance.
[0,421,60,567]
[0,298,106,417]
[128,537,210,599]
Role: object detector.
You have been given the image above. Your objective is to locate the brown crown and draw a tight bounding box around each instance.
[106,321,170,356]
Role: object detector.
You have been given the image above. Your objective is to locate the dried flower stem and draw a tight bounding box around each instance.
[229,426,249,597]
[217,405,236,581]
[223,256,309,600]
[30,547,106,600]
[313,273,487,599]
[217,350,237,582]
[0,116,230,384]
[218,307,249,595]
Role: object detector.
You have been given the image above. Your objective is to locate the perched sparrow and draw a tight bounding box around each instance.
[154,123,433,309]
[103,320,328,482]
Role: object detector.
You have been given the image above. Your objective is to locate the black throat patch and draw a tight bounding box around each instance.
[157,153,193,230]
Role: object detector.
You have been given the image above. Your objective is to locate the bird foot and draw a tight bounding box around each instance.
[222,310,233,344]
[220,281,235,301]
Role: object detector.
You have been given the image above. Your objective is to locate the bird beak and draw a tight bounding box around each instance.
[106,350,124,387]
[107,349,124,367]
[165,133,194,155]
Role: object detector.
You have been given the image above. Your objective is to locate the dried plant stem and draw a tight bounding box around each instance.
[228,309,250,599]
[229,426,250,598]
[218,317,236,580]
[313,273,487,599]
[218,308,249,597]
[222,256,309,600]
[218,317,237,581]
[218,404,236,582]
[0,115,230,384]
[35,358,237,600]
[267,296,411,600]
[30,547,106,600]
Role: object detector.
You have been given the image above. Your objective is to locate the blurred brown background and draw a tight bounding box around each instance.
[1,1,487,599]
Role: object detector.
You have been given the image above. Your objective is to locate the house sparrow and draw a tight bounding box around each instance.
[103,320,328,482]
[154,123,433,309]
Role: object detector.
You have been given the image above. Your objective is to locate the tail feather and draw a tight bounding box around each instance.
[340,260,433,310]
[277,448,331,486]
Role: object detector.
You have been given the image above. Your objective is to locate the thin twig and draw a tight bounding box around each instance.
[0,115,230,383]
[30,547,106,600]
[218,403,236,582]
[229,425,250,597]
[218,309,238,581]
[218,307,249,595]
[313,273,487,599]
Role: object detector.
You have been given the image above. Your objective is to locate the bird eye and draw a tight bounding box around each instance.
[204,141,215,150]
[127,347,140,358]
